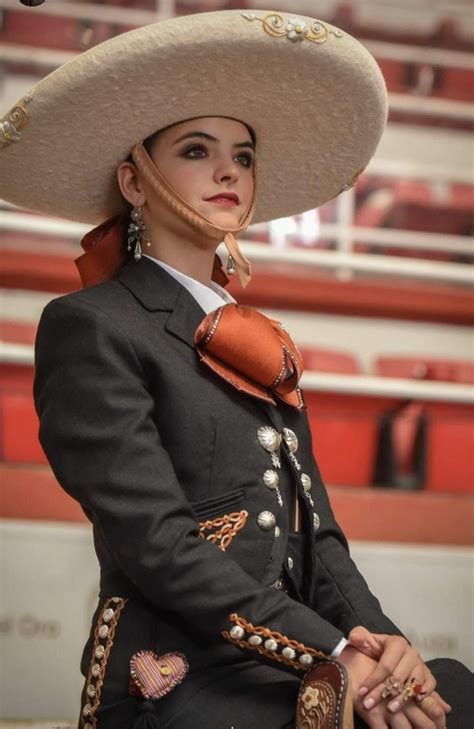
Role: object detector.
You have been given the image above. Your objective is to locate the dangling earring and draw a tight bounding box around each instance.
[226,253,236,275]
[127,206,151,262]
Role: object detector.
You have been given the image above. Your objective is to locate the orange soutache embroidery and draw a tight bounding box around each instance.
[222,613,327,671]
[81,597,127,729]
[199,510,248,551]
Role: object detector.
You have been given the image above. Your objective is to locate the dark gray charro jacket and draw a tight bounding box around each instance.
[33,254,401,725]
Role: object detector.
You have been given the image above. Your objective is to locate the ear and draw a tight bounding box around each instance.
[116,161,146,208]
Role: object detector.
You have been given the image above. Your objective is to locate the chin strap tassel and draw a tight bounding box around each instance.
[223,232,252,288]
[132,701,161,729]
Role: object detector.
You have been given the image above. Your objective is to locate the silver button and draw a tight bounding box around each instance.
[91,663,101,678]
[82,704,92,717]
[98,624,109,639]
[257,426,282,453]
[299,653,314,667]
[86,684,96,698]
[287,556,294,570]
[282,427,298,453]
[274,526,281,538]
[282,646,296,660]
[263,469,280,490]
[264,638,278,652]
[95,645,105,660]
[248,634,263,646]
[257,511,276,531]
[313,513,321,530]
[102,607,115,623]
[230,625,245,640]
[300,473,312,492]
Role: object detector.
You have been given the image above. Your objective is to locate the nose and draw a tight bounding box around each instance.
[213,156,240,185]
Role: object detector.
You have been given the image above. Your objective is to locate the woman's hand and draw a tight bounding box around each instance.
[337,645,448,728]
[345,628,451,721]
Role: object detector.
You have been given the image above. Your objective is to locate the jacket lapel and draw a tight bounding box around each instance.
[117,255,206,351]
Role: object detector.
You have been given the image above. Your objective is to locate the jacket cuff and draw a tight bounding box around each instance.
[222,613,331,671]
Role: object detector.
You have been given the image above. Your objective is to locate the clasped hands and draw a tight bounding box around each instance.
[337,626,451,728]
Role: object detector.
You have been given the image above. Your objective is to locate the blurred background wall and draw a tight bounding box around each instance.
[0,0,473,725]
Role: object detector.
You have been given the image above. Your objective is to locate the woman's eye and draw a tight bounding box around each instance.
[182,144,206,158]
[237,153,254,168]
[181,145,254,168]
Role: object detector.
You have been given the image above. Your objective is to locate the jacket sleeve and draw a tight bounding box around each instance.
[302,409,405,638]
[33,295,346,672]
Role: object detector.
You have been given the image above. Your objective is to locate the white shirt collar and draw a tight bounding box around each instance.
[143,254,236,314]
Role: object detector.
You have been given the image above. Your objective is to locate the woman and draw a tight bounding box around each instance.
[0,9,471,729]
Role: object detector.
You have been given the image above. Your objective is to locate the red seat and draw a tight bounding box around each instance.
[304,392,394,488]
[374,356,473,493]
[375,355,474,384]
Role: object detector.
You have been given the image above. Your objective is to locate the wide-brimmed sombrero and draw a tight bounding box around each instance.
[0,9,387,225]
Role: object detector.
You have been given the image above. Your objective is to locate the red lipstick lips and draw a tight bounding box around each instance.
[204,192,240,206]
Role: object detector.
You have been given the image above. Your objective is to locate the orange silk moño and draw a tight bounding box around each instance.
[194,304,304,410]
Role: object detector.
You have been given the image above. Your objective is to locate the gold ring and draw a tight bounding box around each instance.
[419,695,436,711]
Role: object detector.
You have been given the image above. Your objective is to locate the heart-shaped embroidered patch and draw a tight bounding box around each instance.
[130,650,189,700]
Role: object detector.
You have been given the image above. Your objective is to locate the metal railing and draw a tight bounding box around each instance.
[1,207,473,285]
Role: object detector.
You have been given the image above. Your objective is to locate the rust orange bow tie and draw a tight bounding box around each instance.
[194,304,305,410]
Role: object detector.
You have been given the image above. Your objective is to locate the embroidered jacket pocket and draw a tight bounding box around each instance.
[191,489,245,520]
[191,489,248,552]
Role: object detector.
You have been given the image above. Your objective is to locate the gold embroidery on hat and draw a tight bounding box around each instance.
[0,94,33,153]
[242,12,343,44]
[199,510,249,551]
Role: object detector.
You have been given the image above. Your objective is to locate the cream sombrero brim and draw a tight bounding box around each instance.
[0,9,387,225]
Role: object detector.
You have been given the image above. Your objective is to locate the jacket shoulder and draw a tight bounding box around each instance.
[43,278,126,317]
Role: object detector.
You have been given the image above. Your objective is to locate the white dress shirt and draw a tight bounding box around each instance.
[143,253,348,659]
[143,254,236,313]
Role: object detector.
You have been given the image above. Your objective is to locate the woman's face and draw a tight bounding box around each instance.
[147,116,255,231]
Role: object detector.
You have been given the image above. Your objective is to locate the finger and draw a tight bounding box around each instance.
[387,666,436,714]
[355,703,390,729]
[387,672,426,714]
[348,626,382,658]
[359,639,407,698]
[418,696,449,729]
[404,699,444,729]
[423,691,451,714]
[363,658,423,711]
[387,711,412,729]
[415,669,437,702]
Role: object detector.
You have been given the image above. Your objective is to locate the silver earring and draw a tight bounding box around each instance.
[127,206,150,262]
[226,253,236,275]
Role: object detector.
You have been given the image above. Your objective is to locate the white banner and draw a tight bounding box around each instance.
[1,520,472,721]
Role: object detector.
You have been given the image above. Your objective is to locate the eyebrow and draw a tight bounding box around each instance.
[172,131,255,151]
